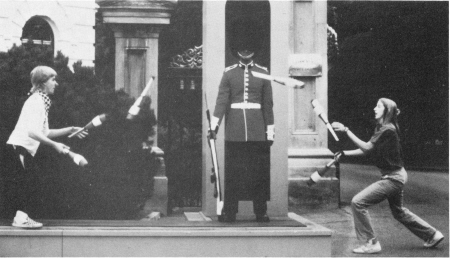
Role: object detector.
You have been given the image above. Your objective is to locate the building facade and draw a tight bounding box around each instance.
[0,0,97,68]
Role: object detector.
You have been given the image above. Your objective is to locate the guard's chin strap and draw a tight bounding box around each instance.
[238,52,254,59]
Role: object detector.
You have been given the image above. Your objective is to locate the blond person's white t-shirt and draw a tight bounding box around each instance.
[7,92,50,156]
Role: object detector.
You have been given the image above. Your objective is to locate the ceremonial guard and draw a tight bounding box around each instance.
[209,20,274,222]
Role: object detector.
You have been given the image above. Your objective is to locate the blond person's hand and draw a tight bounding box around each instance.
[331,122,347,132]
[70,126,89,139]
[53,142,70,154]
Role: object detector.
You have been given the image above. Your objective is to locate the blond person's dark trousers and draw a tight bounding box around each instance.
[4,145,34,215]
[351,173,437,242]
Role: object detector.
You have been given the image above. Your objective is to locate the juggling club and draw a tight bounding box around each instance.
[127,76,155,120]
[63,148,88,167]
[68,114,108,138]
[251,71,305,88]
[311,99,339,142]
[307,157,339,187]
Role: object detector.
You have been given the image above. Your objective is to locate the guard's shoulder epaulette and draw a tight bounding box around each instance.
[255,63,268,72]
[224,64,238,72]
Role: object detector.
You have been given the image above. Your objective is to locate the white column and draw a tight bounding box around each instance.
[267,0,290,217]
[202,0,227,217]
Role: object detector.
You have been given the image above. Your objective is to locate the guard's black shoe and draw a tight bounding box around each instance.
[218,213,236,222]
[256,213,270,222]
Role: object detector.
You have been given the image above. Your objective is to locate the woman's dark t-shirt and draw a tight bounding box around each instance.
[369,123,404,173]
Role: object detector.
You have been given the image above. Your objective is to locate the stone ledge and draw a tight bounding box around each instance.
[288,148,334,158]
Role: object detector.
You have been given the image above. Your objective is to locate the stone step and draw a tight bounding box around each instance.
[0,213,331,257]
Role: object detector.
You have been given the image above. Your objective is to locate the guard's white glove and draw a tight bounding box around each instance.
[266,124,275,145]
[211,116,219,132]
[208,116,220,140]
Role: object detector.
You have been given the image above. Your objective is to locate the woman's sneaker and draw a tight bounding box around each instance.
[352,238,382,254]
[12,214,43,229]
[424,231,444,248]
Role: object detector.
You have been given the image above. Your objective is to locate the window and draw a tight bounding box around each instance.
[21,16,54,50]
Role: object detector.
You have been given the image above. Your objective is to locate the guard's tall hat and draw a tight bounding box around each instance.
[228,17,264,57]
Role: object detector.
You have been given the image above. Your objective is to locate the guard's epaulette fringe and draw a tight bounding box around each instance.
[255,63,268,72]
[224,64,238,72]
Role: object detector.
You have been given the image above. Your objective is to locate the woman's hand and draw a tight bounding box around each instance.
[332,122,346,132]
[334,150,345,162]
[332,122,374,154]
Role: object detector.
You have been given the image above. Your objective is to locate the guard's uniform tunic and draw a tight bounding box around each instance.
[213,61,274,215]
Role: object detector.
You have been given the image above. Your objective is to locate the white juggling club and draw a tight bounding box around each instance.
[127,76,155,120]
[311,99,339,142]
[63,148,88,167]
[68,113,108,138]
[307,156,340,187]
[251,71,305,88]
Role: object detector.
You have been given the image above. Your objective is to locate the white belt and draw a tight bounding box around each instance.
[231,102,261,109]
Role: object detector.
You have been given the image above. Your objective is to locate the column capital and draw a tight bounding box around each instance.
[110,24,162,38]
[97,0,177,25]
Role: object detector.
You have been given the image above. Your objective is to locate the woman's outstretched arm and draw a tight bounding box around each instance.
[332,122,374,155]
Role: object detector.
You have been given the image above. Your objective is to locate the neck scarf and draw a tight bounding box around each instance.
[37,90,52,116]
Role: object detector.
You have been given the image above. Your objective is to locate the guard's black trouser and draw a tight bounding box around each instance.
[223,141,270,216]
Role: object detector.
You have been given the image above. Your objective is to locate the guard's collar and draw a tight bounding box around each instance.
[239,61,254,69]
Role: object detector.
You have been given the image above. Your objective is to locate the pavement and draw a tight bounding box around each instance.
[289,163,449,257]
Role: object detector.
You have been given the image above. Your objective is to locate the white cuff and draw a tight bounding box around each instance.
[266,124,275,140]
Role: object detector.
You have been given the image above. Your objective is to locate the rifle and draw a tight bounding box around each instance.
[205,93,224,215]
